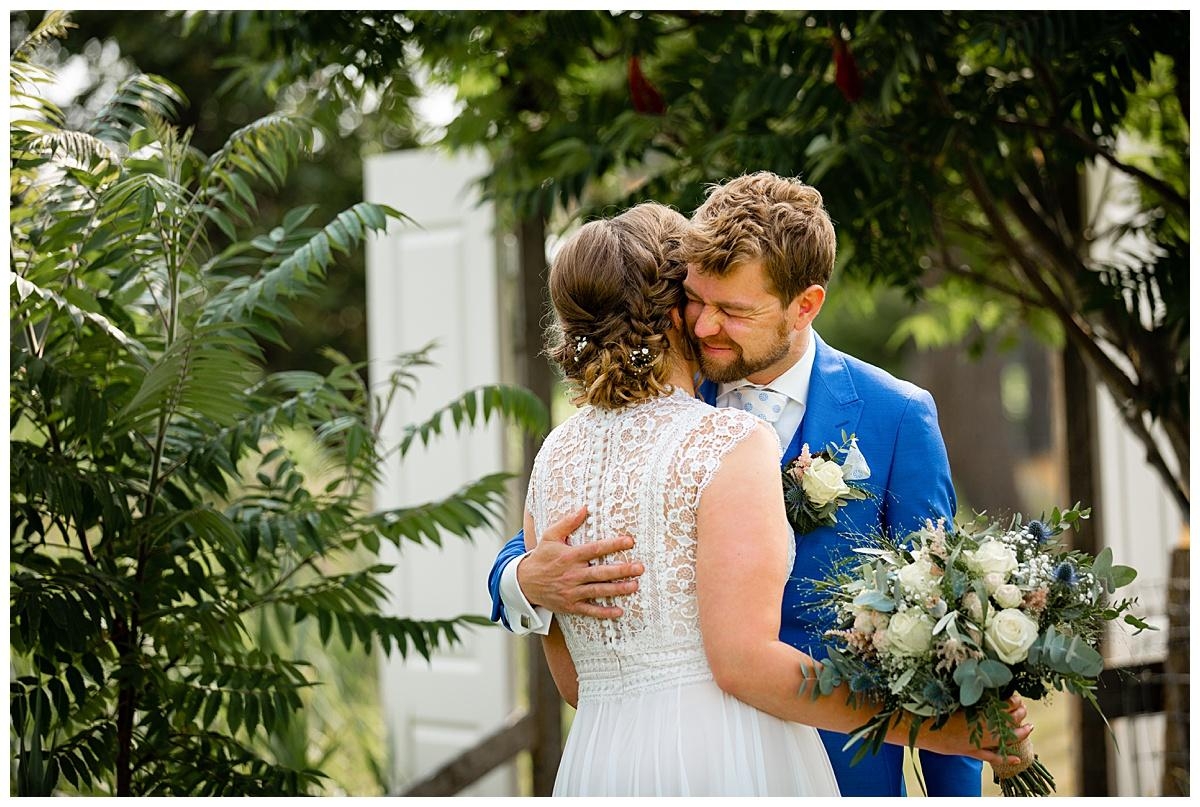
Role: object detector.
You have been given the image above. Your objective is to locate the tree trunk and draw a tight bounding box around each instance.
[1061,341,1110,795]
[515,213,563,796]
[113,618,136,796]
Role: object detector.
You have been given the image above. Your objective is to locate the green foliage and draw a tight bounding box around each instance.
[232,9,1187,514]
[10,14,547,796]
[1026,625,1104,679]
[952,658,1013,707]
[54,10,1187,511]
[9,8,425,379]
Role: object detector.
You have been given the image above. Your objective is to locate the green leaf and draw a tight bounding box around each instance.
[227,691,244,735]
[953,659,985,706]
[852,591,896,612]
[1108,564,1137,588]
[976,659,1013,689]
[205,206,238,241]
[202,690,222,728]
[80,654,104,686]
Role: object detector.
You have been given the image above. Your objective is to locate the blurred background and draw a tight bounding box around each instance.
[9,9,1189,797]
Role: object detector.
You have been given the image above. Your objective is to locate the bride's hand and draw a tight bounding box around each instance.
[922,694,1033,765]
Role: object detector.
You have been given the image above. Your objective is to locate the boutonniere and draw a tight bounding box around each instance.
[782,434,872,535]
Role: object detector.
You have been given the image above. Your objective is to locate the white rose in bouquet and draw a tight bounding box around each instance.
[897,551,941,598]
[993,583,1024,609]
[885,608,934,657]
[985,608,1040,664]
[965,539,1018,578]
[801,457,852,507]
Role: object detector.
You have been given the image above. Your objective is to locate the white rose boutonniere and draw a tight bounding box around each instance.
[801,457,852,507]
[781,434,872,535]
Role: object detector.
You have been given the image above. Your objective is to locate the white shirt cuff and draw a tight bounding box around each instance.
[499,551,553,636]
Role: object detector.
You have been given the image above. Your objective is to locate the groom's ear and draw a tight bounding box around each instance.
[789,284,826,330]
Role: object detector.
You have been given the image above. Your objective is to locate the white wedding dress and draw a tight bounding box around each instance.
[526,388,840,796]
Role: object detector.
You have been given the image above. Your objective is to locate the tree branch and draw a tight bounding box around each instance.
[959,160,1139,412]
[962,160,1188,507]
[932,215,1047,308]
[993,116,1188,212]
[1003,177,1086,307]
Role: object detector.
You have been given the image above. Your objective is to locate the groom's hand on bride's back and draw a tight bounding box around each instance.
[519,506,644,619]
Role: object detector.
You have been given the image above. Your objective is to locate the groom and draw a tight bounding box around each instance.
[487,172,982,796]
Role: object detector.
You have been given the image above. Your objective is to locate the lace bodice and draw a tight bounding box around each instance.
[526,389,780,701]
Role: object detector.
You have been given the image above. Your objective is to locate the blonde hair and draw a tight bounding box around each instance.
[681,171,836,304]
[545,203,690,410]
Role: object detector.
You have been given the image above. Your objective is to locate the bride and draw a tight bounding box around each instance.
[523,202,1028,796]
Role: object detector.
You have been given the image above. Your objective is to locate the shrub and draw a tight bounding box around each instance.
[10,13,546,795]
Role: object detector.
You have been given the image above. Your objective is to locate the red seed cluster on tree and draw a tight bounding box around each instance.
[628,55,666,115]
[832,37,863,103]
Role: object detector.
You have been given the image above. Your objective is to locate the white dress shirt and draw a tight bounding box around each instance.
[499,551,553,635]
[715,334,816,449]
[500,333,820,635]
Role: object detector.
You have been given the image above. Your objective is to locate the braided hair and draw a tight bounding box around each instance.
[545,202,690,410]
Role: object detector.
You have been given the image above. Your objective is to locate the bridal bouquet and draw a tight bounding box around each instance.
[803,505,1152,796]
[782,434,871,534]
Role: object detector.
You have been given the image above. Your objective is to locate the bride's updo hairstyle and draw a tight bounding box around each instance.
[545,202,690,410]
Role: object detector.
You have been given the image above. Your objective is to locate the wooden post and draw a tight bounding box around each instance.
[1162,542,1190,796]
[516,213,564,795]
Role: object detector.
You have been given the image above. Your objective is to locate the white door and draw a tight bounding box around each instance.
[364,149,516,795]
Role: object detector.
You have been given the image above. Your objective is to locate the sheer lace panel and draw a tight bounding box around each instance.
[526,389,768,699]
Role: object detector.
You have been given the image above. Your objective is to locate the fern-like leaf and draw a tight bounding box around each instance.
[11,11,75,62]
[397,384,549,457]
[362,472,514,549]
[12,275,148,363]
[115,323,261,433]
[87,73,186,147]
[203,202,407,323]
[206,114,313,194]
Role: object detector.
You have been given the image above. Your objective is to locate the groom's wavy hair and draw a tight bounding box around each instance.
[682,171,836,305]
[545,202,691,410]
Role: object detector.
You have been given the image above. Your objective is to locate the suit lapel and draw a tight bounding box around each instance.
[786,333,864,465]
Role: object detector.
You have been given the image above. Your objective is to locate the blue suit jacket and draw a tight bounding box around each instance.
[487,334,982,796]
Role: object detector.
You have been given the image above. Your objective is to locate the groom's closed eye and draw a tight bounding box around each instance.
[686,296,749,320]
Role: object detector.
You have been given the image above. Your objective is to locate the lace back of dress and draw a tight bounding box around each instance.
[527,391,760,692]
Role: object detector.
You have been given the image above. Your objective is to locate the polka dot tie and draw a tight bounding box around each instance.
[730,385,789,423]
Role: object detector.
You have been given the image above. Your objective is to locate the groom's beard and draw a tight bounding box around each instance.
[695,320,791,384]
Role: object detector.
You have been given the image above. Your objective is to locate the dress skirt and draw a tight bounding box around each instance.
[553,678,841,797]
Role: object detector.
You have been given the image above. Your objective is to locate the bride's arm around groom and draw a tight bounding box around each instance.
[694,420,1029,765]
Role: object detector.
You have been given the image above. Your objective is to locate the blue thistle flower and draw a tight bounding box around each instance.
[1026,520,1050,542]
[1053,561,1078,586]
[922,679,956,710]
[849,671,877,692]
